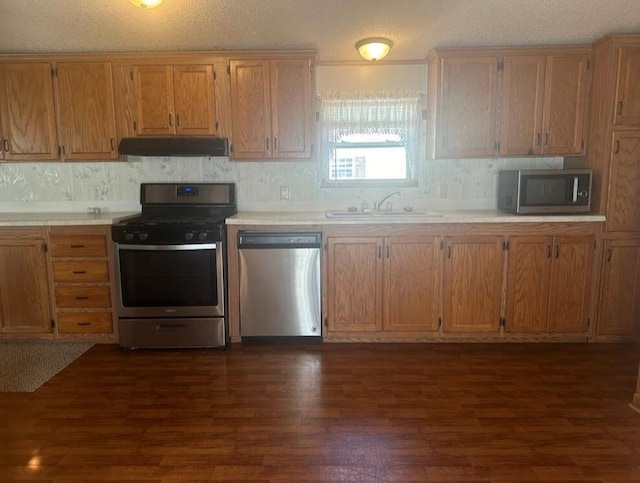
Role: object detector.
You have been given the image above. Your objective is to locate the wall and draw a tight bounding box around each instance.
[0,63,562,213]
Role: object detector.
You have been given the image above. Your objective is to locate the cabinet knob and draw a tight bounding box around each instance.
[606,249,612,262]
[614,140,620,154]
[168,113,173,127]
[176,113,180,127]
[617,101,624,115]
[2,139,8,152]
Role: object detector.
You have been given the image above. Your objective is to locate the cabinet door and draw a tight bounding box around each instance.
[383,236,440,332]
[56,62,118,160]
[546,236,594,333]
[173,65,216,135]
[437,56,498,158]
[607,131,640,232]
[505,236,552,332]
[327,237,383,332]
[0,121,4,160]
[133,65,175,136]
[500,55,546,156]
[230,59,271,159]
[0,63,58,160]
[613,46,640,126]
[541,53,588,155]
[442,236,503,332]
[270,58,312,158]
[0,238,51,334]
[597,238,640,337]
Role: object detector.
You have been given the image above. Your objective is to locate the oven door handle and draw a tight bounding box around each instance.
[117,243,218,251]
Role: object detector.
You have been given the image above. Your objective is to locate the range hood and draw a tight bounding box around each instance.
[118,137,229,157]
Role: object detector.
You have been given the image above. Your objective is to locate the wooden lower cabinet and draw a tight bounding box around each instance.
[383,236,440,332]
[595,237,640,338]
[442,236,504,333]
[326,237,383,332]
[0,229,52,334]
[326,235,440,334]
[49,226,114,337]
[505,235,594,333]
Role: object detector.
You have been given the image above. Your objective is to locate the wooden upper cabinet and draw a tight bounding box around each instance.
[501,51,589,156]
[326,237,383,332]
[442,236,504,332]
[500,55,546,156]
[270,58,312,158]
[131,64,216,137]
[383,236,440,332]
[172,65,216,135]
[230,57,312,160]
[0,63,58,160]
[541,53,589,155]
[428,47,590,158]
[596,238,640,338]
[613,46,640,126]
[230,59,271,159]
[434,55,499,158]
[606,131,640,232]
[133,65,175,136]
[56,62,118,160]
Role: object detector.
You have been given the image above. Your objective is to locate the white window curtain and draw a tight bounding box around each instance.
[319,90,422,183]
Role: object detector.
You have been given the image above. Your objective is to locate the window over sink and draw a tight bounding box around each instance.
[319,92,422,187]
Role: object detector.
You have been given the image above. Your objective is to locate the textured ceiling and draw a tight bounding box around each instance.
[0,0,639,62]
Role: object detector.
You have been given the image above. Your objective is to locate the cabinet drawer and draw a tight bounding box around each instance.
[53,260,109,282]
[50,235,107,257]
[55,286,111,308]
[57,311,112,334]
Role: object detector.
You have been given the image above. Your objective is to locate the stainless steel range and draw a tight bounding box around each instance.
[111,182,236,349]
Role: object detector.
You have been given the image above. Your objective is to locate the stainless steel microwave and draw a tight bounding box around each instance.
[497,169,593,214]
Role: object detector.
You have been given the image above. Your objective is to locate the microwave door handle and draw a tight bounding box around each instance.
[572,177,579,203]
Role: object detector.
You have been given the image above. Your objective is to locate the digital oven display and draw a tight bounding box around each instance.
[177,186,198,197]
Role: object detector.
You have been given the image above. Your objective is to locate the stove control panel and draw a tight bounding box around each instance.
[112,225,223,245]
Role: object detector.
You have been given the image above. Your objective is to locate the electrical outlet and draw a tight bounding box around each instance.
[439,184,448,199]
[280,186,291,200]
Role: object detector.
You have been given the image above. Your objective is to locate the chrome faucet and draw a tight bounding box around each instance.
[374,191,401,211]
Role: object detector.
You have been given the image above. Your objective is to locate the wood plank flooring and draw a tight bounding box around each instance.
[1,342,639,482]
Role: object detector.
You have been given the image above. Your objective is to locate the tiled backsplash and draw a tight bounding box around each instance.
[0,155,562,213]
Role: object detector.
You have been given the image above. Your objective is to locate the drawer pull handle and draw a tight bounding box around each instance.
[617,101,623,115]
[606,249,612,262]
[75,296,89,300]
[77,322,91,326]
[72,270,87,274]
[156,323,186,330]
[70,244,85,248]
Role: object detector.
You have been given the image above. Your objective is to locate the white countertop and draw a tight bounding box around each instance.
[226,210,606,225]
[0,212,139,226]
[0,210,606,227]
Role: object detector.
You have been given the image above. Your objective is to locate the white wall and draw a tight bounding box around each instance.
[0,63,561,213]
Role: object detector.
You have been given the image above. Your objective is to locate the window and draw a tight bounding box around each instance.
[320,93,421,186]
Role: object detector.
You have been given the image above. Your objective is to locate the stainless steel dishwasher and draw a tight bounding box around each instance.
[238,231,322,340]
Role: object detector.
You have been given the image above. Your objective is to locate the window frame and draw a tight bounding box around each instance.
[319,93,422,189]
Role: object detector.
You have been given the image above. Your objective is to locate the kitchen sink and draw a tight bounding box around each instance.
[325,209,442,219]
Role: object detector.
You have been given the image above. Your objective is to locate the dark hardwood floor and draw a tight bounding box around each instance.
[1,342,639,482]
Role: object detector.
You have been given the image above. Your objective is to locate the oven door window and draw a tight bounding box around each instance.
[118,246,218,307]
[522,176,568,205]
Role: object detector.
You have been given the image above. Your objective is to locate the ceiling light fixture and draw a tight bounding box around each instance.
[128,0,164,8]
[355,37,393,61]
